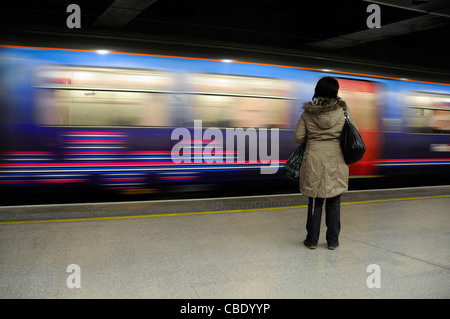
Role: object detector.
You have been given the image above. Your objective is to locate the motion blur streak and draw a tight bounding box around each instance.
[0,45,449,198]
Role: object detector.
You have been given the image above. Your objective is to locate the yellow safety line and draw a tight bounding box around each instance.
[341,195,450,205]
[0,194,449,225]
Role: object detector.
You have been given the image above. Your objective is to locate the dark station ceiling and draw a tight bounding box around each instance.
[1,0,450,77]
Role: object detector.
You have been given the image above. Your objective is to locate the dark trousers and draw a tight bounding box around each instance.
[305,194,341,246]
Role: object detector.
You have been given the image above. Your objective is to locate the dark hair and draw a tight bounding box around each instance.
[313,76,339,100]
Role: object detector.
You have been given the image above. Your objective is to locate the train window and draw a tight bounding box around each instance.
[337,79,378,131]
[34,66,174,92]
[406,93,450,134]
[190,73,294,128]
[34,66,174,127]
[191,73,293,97]
[192,95,291,128]
[36,90,170,126]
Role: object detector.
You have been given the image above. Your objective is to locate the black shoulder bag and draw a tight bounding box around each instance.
[340,107,366,165]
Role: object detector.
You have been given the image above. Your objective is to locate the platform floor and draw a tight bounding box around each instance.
[0,186,449,298]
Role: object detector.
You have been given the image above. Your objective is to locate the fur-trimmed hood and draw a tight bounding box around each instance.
[302,97,347,114]
[302,97,347,129]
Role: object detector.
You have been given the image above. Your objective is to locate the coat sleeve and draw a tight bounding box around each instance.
[294,113,307,144]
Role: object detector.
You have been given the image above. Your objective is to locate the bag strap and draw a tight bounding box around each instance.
[343,107,349,121]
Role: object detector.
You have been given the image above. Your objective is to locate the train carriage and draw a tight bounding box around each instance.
[0,45,449,198]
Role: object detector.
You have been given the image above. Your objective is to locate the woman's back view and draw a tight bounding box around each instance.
[294,77,357,249]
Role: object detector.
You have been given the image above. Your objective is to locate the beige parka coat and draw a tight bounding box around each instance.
[294,97,357,198]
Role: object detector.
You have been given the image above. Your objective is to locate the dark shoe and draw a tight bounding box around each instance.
[328,244,339,250]
[304,240,316,249]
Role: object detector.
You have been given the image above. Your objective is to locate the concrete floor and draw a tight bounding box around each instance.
[0,189,449,298]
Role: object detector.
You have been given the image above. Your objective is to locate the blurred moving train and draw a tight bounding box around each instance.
[0,44,449,199]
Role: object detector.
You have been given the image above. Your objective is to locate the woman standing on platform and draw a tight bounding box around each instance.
[294,76,357,250]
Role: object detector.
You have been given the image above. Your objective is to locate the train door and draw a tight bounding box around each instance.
[337,78,380,176]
